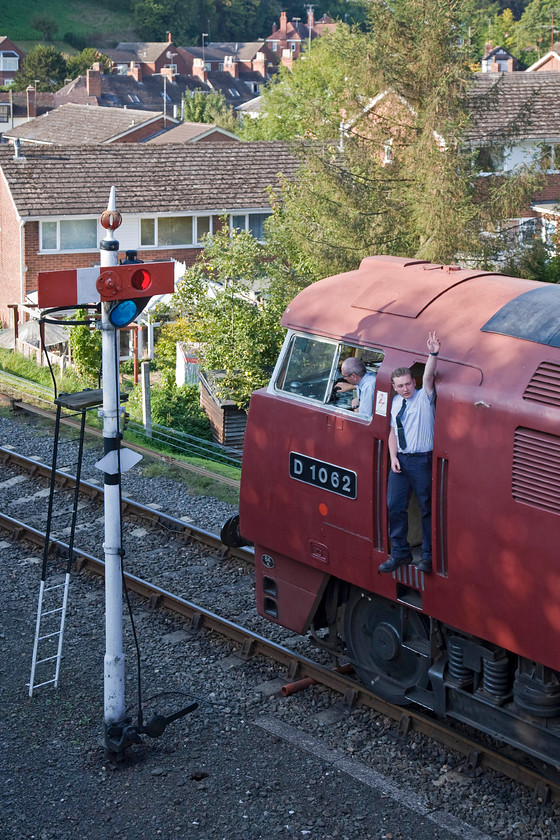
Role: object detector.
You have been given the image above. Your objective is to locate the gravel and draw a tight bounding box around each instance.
[2,407,560,840]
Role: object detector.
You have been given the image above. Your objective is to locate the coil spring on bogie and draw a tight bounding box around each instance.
[447,639,472,685]
[483,654,510,699]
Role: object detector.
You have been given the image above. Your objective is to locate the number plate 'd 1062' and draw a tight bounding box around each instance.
[289,452,357,498]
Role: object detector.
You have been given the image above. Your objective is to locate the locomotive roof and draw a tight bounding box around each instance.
[282,256,560,360]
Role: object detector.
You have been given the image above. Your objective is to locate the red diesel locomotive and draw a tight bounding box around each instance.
[234,255,560,766]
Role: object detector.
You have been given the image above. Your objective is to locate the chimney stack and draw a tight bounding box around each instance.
[252,52,266,77]
[128,61,143,82]
[86,67,102,97]
[26,85,37,119]
[224,56,239,78]
[167,31,172,42]
[280,11,288,31]
[192,58,208,83]
[280,48,293,71]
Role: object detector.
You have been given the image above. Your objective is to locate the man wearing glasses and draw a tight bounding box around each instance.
[335,358,377,415]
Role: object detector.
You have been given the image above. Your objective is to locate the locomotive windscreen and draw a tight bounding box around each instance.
[481,285,560,346]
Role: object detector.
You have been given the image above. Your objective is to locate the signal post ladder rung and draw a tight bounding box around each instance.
[27,389,103,698]
[28,574,70,697]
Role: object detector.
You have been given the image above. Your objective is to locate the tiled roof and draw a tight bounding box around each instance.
[53,71,250,110]
[186,42,268,62]
[146,122,238,143]
[0,141,299,217]
[467,72,560,142]
[3,103,167,145]
[111,41,171,63]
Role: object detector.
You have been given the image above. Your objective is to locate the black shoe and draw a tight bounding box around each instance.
[378,555,412,573]
[417,558,432,573]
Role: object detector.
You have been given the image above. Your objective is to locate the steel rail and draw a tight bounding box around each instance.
[0,445,250,562]
[5,399,241,489]
[1,507,559,803]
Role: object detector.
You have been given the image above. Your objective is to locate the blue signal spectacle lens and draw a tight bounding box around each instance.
[109,299,140,328]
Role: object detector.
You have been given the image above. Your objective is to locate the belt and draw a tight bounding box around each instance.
[399,451,432,456]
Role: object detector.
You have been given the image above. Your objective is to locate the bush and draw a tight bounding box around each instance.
[63,32,88,50]
[126,382,213,439]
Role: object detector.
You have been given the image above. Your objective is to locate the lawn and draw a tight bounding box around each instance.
[4,0,137,46]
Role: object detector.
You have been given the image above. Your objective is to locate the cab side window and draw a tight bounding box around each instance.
[275,333,384,417]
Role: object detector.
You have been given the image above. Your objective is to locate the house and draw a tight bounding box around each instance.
[178,41,274,73]
[481,44,518,73]
[145,121,239,144]
[0,88,53,138]
[0,141,298,325]
[526,46,560,72]
[53,62,257,113]
[2,103,178,146]
[0,36,24,86]
[104,33,190,77]
[466,72,560,242]
[266,10,337,62]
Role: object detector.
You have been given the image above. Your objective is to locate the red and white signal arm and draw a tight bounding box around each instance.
[37,261,175,308]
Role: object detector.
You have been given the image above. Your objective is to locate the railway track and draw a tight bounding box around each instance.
[2,489,560,804]
[7,397,240,489]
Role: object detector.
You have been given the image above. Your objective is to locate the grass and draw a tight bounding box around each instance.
[5,0,137,46]
[0,348,242,492]
[141,461,239,506]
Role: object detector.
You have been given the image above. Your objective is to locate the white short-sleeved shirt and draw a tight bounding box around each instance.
[356,371,376,415]
[390,387,435,453]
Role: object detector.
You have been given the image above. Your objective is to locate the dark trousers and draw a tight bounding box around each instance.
[387,452,433,561]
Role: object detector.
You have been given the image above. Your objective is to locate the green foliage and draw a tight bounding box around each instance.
[502,241,560,282]
[126,381,213,438]
[182,91,237,131]
[0,348,86,393]
[30,13,58,42]
[69,311,102,384]
[245,2,544,275]
[66,48,111,77]
[13,45,67,92]
[168,222,314,407]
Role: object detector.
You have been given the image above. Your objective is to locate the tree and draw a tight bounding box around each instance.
[13,45,67,92]
[31,12,58,42]
[182,91,237,131]
[66,48,111,79]
[164,221,314,407]
[69,312,102,383]
[245,3,544,276]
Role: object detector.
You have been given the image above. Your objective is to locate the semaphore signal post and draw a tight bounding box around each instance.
[35,189,195,759]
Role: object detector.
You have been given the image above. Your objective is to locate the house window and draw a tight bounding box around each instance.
[271,41,278,52]
[542,217,558,249]
[228,88,241,98]
[0,104,9,123]
[383,139,393,166]
[476,145,505,173]
[40,218,97,252]
[540,144,560,173]
[0,52,19,72]
[230,212,270,240]
[158,216,192,245]
[140,215,211,247]
[290,41,297,52]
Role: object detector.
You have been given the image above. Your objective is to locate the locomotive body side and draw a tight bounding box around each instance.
[238,256,560,763]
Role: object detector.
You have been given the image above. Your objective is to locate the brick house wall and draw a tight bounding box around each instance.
[115,117,173,143]
[0,170,22,324]
[0,213,228,326]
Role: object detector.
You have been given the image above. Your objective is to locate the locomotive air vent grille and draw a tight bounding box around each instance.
[513,427,560,514]
[523,362,560,407]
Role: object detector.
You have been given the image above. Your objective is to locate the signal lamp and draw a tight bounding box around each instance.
[109,298,149,328]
